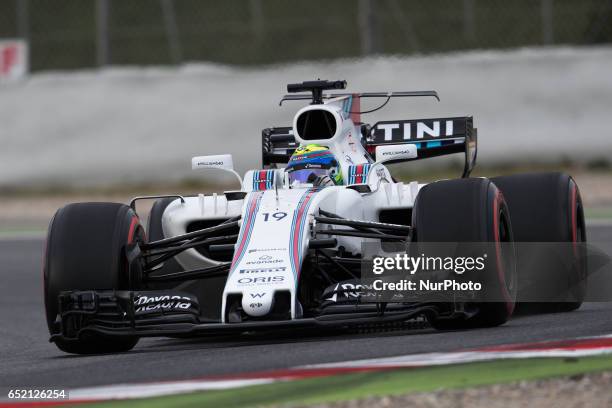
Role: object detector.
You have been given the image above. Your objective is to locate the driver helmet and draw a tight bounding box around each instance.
[286,144,343,186]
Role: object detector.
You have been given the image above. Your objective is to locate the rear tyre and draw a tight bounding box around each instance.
[44,203,144,354]
[492,173,586,312]
[412,178,517,329]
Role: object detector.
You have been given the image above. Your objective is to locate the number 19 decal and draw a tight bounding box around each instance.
[262,212,288,222]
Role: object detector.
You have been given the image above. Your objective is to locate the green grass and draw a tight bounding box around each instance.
[586,208,612,220]
[76,354,612,408]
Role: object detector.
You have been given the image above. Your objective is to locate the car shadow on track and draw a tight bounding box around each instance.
[136,326,438,352]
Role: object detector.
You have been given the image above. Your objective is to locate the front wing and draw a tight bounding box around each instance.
[50,289,442,343]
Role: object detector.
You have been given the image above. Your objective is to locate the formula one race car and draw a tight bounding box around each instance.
[44,80,587,354]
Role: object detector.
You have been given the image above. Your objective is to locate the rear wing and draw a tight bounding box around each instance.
[366,116,477,177]
[261,127,298,166]
[261,116,477,177]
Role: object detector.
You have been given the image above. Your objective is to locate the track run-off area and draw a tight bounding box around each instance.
[0,224,611,402]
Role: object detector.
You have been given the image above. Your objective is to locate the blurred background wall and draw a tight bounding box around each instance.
[0,0,611,71]
[0,0,611,193]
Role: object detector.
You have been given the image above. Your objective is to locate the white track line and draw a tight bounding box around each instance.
[69,378,275,401]
[42,334,612,403]
[306,347,612,370]
[308,334,612,369]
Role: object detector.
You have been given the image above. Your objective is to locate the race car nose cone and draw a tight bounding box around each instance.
[242,291,275,317]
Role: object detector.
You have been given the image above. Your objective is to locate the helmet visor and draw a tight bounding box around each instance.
[287,168,329,185]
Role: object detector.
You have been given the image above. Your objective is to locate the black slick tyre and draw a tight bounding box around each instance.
[412,178,517,329]
[44,202,144,354]
[491,173,586,312]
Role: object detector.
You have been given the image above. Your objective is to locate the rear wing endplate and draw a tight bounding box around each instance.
[366,116,477,177]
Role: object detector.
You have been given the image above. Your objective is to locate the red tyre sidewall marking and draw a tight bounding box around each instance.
[125,215,140,287]
[127,215,139,244]
[570,182,578,257]
[493,190,514,314]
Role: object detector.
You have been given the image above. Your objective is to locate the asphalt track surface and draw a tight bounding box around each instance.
[1,226,611,390]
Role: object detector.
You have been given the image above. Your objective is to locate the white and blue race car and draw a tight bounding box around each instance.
[44,80,586,354]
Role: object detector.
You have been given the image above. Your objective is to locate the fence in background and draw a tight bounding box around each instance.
[0,0,611,72]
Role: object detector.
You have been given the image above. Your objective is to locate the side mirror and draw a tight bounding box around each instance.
[191,154,242,185]
[192,154,234,170]
[366,144,418,186]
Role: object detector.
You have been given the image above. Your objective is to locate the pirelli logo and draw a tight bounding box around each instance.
[371,117,470,144]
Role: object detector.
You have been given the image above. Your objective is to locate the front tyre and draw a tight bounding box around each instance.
[412,178,517,329]
[44,203,144,354]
